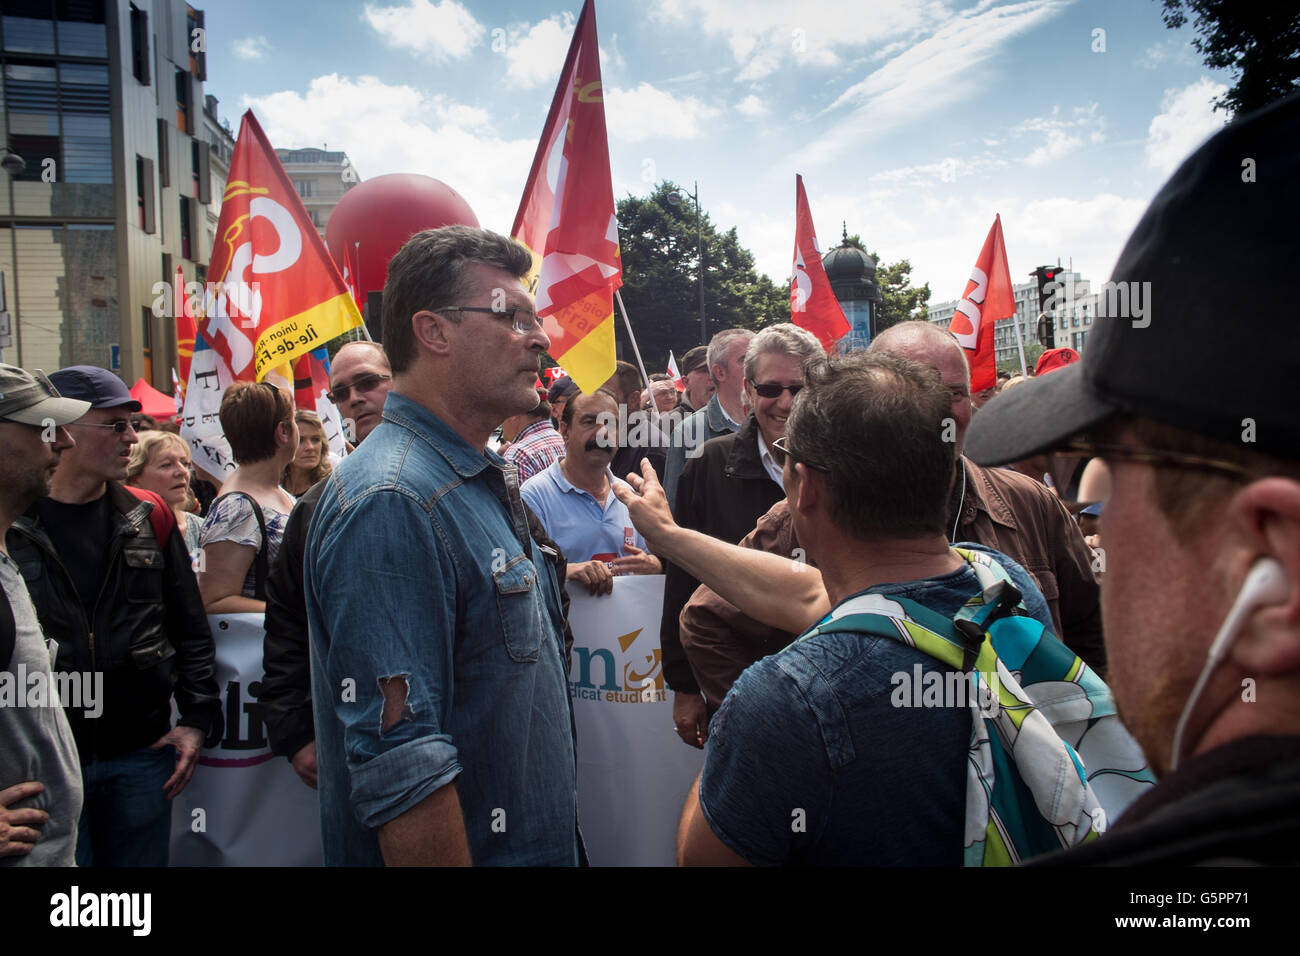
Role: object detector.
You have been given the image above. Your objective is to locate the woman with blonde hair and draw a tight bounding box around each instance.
[197,381,298,614]
[126,430,204,552]
[282,409,332,496]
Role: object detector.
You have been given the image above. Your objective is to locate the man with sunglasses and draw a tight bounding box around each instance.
[968,92,1300,865]
[662,323,823,749]
[6,365,221,866]
[305,226,579,866]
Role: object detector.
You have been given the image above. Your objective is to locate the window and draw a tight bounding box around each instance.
[294,179,315,198]
[10,134,59,183]
[187,7,206,81]
[175,68,191,134]
[129,4,149,84]
[157,119,170,187]
[57,0,107,57]
[136,156,156,233]
[193,139,211,204]
[179,197,193,259]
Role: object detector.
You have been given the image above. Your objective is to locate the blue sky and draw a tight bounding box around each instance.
[202,0,1230,303]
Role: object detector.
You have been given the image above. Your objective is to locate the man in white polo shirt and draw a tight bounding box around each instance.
[522,388,661,596]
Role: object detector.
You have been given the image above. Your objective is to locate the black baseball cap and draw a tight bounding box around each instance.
[547,375,578,404]
[967,91,1300,466]
[47,365,142,413]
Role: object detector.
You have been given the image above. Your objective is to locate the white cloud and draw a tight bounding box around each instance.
[1137,37,1195,70]
[362,0,484,60]
[1016,103,1106,166]
[793,0,1067,167]
[600,33,626,72]
[243,74,534,235]
[1025,129,1081,167]
[503,13,576,89]
[653,0,945,84]
[736,94,768,117]
[232,36,271,60]
[1145,78,1229,174]
[605,83,721,143]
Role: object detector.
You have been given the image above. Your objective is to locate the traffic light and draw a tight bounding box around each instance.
[1033,265,1061,314]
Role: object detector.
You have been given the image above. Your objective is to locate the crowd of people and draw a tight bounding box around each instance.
[1,92,1297,867]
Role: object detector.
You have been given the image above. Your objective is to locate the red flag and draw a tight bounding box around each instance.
[790,174,849,352]
[511,0,621,395]
[342,241,363,311]
[199,110,364,382]
[175,265,196,397]
[948,214,1016,392]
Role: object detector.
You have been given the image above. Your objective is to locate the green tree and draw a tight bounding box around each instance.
[843,234,931,334]
[1157,1,1300,116]
[614,182,789,372]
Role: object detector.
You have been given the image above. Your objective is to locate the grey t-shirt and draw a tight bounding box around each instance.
[0,550,83,866]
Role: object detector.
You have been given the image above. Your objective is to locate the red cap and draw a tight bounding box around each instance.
[1034,347,1080,376]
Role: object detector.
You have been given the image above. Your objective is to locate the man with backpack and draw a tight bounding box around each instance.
[617,352,1148,865]
[5,365,221,867]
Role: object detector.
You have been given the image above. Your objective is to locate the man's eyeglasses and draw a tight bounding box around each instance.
[771,435,828,472]
[437,306,541,335]
[749,380,803,399]
[1052,440,1263,483]
[326,373,391,404]
[69,419,133,434]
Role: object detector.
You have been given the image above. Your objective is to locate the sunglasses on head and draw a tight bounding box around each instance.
[326,373,391,404]
[749,380,803,399]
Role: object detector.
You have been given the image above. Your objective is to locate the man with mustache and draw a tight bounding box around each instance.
[522,388,660,597]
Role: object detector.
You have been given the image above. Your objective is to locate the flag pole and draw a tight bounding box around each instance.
[1011,312,1028,377]
[614,289,659,426]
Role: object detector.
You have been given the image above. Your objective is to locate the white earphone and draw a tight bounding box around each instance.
[1169,557,1289,771]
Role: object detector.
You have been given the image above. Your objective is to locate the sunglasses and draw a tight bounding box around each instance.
[69,419,133,434]
[749,380,803,399]
[770,435,827,472]
[326,373,391,404]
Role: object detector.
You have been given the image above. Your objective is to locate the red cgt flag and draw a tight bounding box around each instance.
[790,174,849,352]
[174,265,196,397]
[199,110,363,382]
[512,0,622,395]
[949,214,1016,393]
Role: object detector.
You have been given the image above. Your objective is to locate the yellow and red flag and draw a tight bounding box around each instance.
[949,214,1016,392]
[199,110,363,382]
[790,174,849,351]
[511,0,621,395]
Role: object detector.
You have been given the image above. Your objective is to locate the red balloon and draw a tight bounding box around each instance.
[325,174,480,297]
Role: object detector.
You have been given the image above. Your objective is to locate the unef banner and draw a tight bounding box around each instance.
[567,575,703,866]
[199,110,363,382]
[511,0,622,395]
[949,214,1016,393]
[169,614,322,866]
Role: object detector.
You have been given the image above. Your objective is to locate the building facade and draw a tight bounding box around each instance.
[928,269,1097,370]
[273,146,358,239]
[0,0,225,388]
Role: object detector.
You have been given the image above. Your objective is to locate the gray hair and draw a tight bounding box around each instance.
[706,328,754,382]
[743,323,824,382]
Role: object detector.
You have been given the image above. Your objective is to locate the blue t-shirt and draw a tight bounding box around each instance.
[697,548,1049,866]
[520,460,647,562]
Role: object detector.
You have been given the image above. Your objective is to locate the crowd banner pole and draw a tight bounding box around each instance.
[615,288,658,427]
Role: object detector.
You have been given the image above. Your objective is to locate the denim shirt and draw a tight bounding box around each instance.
[304,391,579,866]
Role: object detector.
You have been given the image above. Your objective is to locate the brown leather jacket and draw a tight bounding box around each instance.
[680,457,1105,715]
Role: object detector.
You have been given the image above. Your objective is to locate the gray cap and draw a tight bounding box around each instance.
[0,364,92,426]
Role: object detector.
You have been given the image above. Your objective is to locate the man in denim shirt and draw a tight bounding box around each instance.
[305,226,579,866]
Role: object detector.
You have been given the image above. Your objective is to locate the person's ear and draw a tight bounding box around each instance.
[1225,478,1300,675]
[412,309,452,357]
[791,462,820,518]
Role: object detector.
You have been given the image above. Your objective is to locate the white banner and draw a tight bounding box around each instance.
[168,613,322,866]
[569,575,702,866]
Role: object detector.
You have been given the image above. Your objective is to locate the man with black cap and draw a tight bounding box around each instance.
[0,365,86,865]
[678,345,713,413]
[967,92,1300,864]
[5,365,221,867]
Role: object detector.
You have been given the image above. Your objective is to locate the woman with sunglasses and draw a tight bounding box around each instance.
[197,381,298,614]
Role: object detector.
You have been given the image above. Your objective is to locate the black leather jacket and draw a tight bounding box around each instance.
[7,482,222,763]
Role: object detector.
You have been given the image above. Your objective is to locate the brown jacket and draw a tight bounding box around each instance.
[680,457,1105,715]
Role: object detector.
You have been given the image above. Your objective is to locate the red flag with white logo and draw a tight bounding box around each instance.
[948,214,1016,393]
[199,110,363,382]
[790,174,849,352]
[666,350,685,391]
